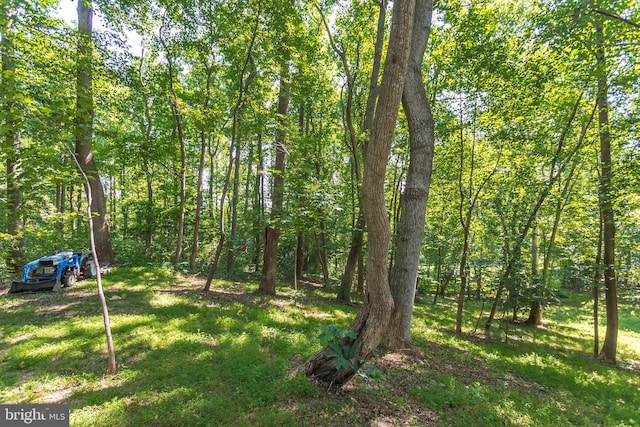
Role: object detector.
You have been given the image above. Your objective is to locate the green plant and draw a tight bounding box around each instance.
[318,325,363,371]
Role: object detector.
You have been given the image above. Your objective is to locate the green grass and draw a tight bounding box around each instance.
[1,266,639,426]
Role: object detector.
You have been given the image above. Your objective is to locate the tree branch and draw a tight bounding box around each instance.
[591,9,640,30]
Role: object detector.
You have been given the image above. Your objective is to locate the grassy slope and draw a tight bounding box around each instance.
[1,266,638,426]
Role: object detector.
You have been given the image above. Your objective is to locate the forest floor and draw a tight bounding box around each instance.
[1,266,639,426]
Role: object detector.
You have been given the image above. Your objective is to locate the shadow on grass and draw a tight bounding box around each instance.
[2,269,639,426]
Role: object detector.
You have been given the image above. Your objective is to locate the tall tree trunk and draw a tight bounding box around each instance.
[2,2,24,273]
[259,70,289,295]
[296,232,304,282]
[385,0,434,350]
[189,130,207,270]
[253,134,264,273]
[594,16,617,364]
[227,129,242,275]
[205,5,260,288]
[137,49,155,252]
[189,59,215,271]
[327,1,387,302]
[159,16,187,266]
[526,223,541,325]
[316,4,364,302]
[76,0,115,264]
[299,0,415,387]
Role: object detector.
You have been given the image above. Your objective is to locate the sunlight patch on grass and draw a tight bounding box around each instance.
[493,400,537,427]
[148,291,181,308]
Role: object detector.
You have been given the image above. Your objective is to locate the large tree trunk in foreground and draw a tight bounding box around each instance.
[76,0,115,265]
[332,1,387,302]
[299,0,415,388]
[385,0,434,350]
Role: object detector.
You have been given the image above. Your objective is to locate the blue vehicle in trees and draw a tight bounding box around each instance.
[9,251,95,293]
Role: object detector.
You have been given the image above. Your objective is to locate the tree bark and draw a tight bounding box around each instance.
[328,1,387,302]
[227,121,243,276]
[593,212,603,357]
[76,0,115,265]
[594,15,617,364]
[299,0,415,387]
[385,0,434,350]
[259,70,289,295]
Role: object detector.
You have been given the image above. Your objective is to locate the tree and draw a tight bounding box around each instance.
[70,149,117,374]
[259,0,296,295]
[75,0,115,265]
[299,0,416,387]
[592,6,618,364]
[484,93,592,330]
[157,12,188,266]
[385,0,435,350]
[259,68,289,295]
[1,0,23,272]
[315,0,388,302]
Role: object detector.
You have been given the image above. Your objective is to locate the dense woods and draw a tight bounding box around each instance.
[1,0,639,381]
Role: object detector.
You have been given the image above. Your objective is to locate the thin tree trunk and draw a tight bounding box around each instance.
[137,49,155,252]
[317,221,330,287]
[253,134,264,273]
[76,0,115,265]
[204,147,232,291]
[299,0,415,387]
[189,61,215,271]
[296,232,304,284]
[227,130,242,275]
[316,4,366,302]
[526,223,541,325]
[385,0,434,350]
[594,15,617,364]
[69,149,117,375]
[594,212,603,356]
[338,212,364,302]
[158,16,187,266]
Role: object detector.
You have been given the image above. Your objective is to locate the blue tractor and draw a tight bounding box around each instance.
[9,251,95,293]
